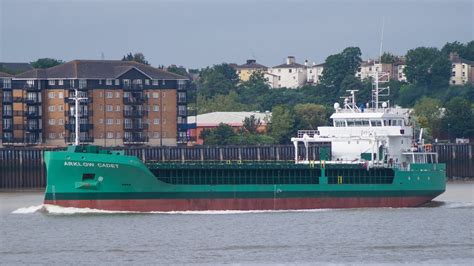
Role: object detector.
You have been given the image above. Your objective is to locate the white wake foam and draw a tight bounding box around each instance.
[440,201,474,209]
[11,205,44,214]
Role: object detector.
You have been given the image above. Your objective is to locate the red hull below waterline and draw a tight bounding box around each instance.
[44,196,435,212]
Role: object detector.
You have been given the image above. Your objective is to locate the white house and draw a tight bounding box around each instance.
[450,53,474,86]
[268,56,307,89]
[307,63,325,84]
[264,72,279,88]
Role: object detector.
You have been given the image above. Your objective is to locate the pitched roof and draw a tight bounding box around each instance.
[272,62,306,69]
[0,71,13,78]
[15,60,187,80]
[188,112,271,127]
[236,60,267,69]
[0,62,33,74]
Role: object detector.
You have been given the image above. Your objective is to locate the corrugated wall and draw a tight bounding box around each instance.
[0,143,472,189]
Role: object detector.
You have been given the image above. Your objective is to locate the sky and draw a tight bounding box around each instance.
[0,0,472,68]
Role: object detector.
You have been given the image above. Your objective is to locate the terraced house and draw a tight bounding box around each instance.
[0,60,195,147]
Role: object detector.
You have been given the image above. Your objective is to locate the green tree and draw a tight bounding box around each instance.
[197,91,248,114]
[198,63,239,98]
[380,52,397,64]
[441,41,474,61]
[268,105,295,144]
[404,47,451,89]
[293,103,326,130]
[200,123,236,145]
[167,65,188,76]
[442,97,474,139]
[243,115,261,134]
[30,58,64,69]
[321,47,362,96]
[121,52,149,65]
[238,71,270,109]
[413,97,443,139]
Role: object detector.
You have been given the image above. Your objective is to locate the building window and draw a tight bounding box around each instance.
[115,79,120,85]
[58,119,64,125]
[107,132,114,139]
[452,71,456,77]
[48,133,56,139]
[58,80,64,86]
[145,79,150,85]
[162,80,166,85]
[58,105,64,111]
[99,104,103,111]
[48,119,56,125]
[116,119,121,125]
[106,119,113,125]
[106,105,113,112]
[154,132,160,138]
[48,80,55,86]
[153,92,159,99]
[152,80,159,86]
[106,91,113,98]
[115,91,120,98]
[289,69,292,73]
[116,105,121,112]
[116,132,121,138]
[153,119,160,125]
[48,106,55,112]
[48,92,55,99]
[99,119,104,124]
[153,105,159,112]
[3,79,11,88]
[106,79,113,85]
[79,79,87,89]
[58,92,63,99]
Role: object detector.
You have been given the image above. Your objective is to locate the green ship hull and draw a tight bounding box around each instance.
[43,146,446,212]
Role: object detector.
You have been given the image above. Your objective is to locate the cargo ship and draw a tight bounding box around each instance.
[43,71,446,212]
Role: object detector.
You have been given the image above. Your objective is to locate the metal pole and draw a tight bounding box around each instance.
[75,89,80,146]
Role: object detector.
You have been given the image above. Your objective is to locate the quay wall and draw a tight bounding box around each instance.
[0,143,472,189]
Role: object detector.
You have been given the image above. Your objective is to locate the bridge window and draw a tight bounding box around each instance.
[335,120,346,127]
[370,120,382,127]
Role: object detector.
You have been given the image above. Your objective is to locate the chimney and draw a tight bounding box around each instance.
[246,59,256,65]
[304,60,308,66]
[286,56,295,65]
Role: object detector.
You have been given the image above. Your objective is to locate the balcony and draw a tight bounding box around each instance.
[2,110,13,117]
[65,123,94,131]
[178,123,197,130]
[26,125,42,132]
[64,110,92,117]
[123,136,149,144]
[123,95,147,104]
[24,85,39,91]
[123,123,148,131]
[122,84,144,91]
[2,125,13,131]
[64,135,94,143]
[64,97,93,104]
[25,98,41,105]
[25,111,41,118]
[123,110,147,117]
[178,96,187,103]
[13,97,23,103]
[2,97,13,103]
[177,136,197,143]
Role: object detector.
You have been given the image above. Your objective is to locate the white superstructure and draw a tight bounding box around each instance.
[291,70,437,168]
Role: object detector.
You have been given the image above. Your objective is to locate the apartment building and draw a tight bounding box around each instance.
[0,60,194,147]
[356,60,392,82]
[268,56,307,89]
[450,53,474,85]
[235,59,268,82]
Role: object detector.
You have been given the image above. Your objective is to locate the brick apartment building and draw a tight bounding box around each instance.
[0,60,195,147]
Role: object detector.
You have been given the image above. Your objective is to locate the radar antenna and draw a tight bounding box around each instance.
[71,89,88,146]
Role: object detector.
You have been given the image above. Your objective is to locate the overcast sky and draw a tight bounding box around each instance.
[0,0,472,68]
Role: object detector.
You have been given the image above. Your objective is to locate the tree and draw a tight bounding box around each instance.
[293,104,326,130]
[321,47,362,95]
[268,105,295,144]
[121,52,149,65]
[243,115,262,134]
[197,91,248,114]
[238,71,270,110]
[198,63,239,98]
[441,41,474,61]
[30,58,63,69]
[442,97,474,139]
[413,97,443,139]
[404,47,451,89]
[167,65,188,77]
[380,52,397,64]
[200,123,236,145]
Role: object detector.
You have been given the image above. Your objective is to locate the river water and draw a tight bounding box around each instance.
[0,183,473,265]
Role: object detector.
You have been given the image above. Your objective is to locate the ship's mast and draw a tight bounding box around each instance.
[72,89,88,146]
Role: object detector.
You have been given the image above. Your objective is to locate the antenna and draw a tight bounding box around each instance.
[379,17,385,60]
